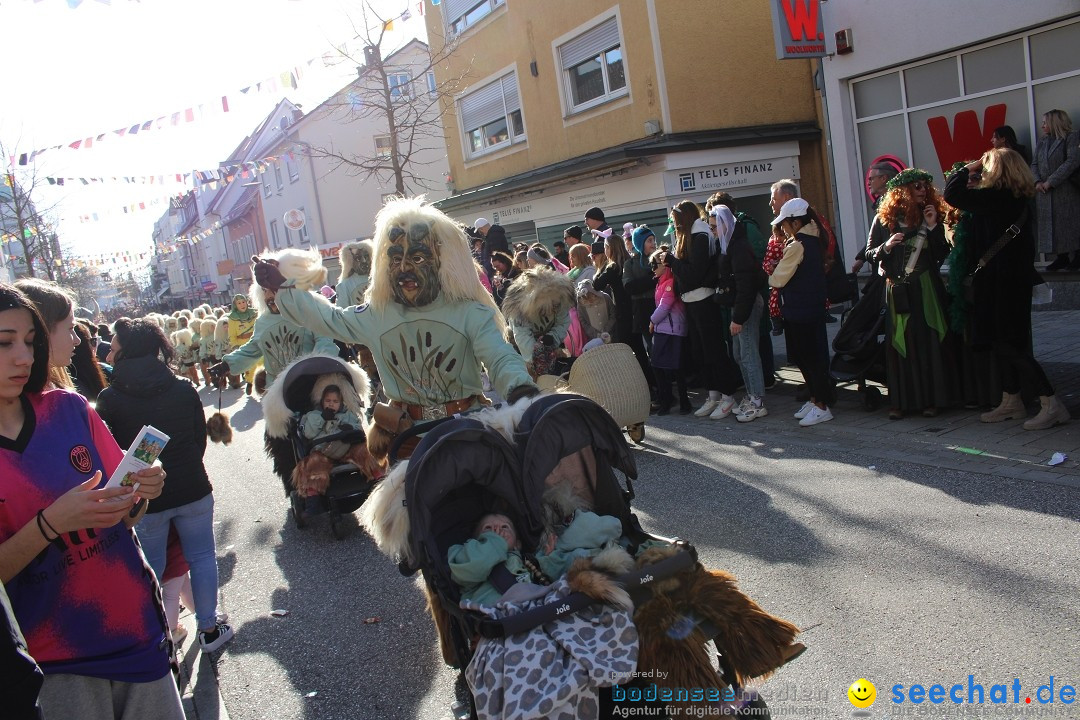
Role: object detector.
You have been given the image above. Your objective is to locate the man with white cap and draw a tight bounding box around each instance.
[471,217,508,281]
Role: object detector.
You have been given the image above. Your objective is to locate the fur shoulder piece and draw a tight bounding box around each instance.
[339,240,374,278]
[500,267,575,329]
[262,353,371,438]
[360,460,411,561]
[274,248,328,291]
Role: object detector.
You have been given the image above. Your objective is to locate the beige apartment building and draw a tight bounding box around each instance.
[427,0,830,246]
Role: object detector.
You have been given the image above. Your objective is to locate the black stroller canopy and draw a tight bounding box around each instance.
[279,355,359,414]
[513,394,638,533]
[405,419,540,589]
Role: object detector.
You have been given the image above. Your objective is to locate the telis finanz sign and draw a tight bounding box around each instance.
[769,0,827,59]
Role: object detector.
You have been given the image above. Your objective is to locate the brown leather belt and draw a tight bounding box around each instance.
[391,395,486,422]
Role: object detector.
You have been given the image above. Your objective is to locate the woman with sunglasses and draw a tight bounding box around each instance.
[864,169,957,419]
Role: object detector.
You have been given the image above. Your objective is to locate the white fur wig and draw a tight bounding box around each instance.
[213,316,230,344]
[213,307,225,318]
[273,248,329,291]
[164,316,179,332]
[172,327,193,351]
[261,353,372,439]
[248,280,269,316]
[199,318,217,337]
[369,196,505,334]
[179,309,192,319]
[192,306,207,320]
[339,239,374,279]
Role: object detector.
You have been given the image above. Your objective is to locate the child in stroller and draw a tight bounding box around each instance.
[293,383,374,515]
[363,393,804,720]
[263,353,384,538]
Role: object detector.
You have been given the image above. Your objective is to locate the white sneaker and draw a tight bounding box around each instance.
[709,396,737,420]
[798,406,834,427]
[198,622,234,653]
[694,400,720,418]
[736,397,753,415]
[736,403,768,423]
[793,401,815,419]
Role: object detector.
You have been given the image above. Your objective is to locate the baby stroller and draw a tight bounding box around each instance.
[374,394,789,719]
[830,273,888,410]
[262,353,376,539]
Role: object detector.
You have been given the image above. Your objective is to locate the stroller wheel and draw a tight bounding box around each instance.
[330,515,348,540]
[290,492,307,529]
[627,423,646,444]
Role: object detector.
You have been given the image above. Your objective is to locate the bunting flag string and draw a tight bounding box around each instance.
[40,146,301,193]
[9,58,317,167]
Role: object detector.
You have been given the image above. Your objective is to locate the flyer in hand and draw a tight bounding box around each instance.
[104,425,170,496]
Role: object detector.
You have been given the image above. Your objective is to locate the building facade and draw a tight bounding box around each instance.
[818,1,1080,262]
[426,0,830,247]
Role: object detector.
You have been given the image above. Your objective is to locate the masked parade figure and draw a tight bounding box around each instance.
[253,197,538,461]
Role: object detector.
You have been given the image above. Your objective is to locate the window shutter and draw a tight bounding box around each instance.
[501,74,520,114]
[459,78,506,131]
[560,17,620,70]
[442,0,475,26]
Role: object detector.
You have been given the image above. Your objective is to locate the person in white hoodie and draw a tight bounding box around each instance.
[656,200,741,419]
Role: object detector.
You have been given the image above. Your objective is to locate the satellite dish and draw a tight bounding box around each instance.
[283,209,306,231]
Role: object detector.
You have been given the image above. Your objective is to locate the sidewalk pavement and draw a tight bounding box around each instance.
[177,609,230,720]
[670,309,1080,490]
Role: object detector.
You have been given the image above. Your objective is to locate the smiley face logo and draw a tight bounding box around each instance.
[848,679,876,709]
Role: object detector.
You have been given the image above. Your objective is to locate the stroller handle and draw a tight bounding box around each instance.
[387,403,504,464]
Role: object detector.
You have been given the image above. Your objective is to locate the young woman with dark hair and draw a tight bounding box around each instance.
[97,318,233,655]
[13,278,80,390]
[658,200,740,419]
[0,285,176,720]
[69,323,108,401]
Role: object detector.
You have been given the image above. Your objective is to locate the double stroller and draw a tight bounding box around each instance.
[365,394,800,719]
[830,273,888,409]
[263,354,378,539]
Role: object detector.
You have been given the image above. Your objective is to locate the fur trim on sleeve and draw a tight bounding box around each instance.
[275,248,328,291]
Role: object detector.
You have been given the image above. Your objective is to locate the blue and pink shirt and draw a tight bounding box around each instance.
[0,390,170,682]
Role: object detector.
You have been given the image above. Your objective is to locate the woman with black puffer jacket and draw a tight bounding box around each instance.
[658,200,741,420]
[96,318,233,655]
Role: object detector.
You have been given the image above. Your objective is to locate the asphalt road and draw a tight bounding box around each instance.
[200,385,1080,720]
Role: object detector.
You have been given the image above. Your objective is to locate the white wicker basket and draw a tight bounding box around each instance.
[566,343,650,428]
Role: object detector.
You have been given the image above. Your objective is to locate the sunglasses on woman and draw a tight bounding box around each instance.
[910,181,929,191]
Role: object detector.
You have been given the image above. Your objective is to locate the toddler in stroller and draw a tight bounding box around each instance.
[294,384,375,512]
[363,393,804,719]
[263,353,385,538]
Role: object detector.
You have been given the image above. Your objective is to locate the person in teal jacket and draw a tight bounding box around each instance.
[333,240,373,307]
[218,284,338,389]
[253,197,537,461]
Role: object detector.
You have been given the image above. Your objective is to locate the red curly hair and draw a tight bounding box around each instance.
[876,184,948,232]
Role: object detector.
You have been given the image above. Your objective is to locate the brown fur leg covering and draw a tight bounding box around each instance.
[343,443,386,480]
[291,452,333,496]
[186,366,201,386]
[253,369,267,396]
[367,424,418,463]
[423,584,459,667]
[687,567,800,684]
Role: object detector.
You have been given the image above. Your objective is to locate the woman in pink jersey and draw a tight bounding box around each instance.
[0,284,179,720]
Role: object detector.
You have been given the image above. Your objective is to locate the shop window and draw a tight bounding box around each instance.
[962,40,1025,94]
[1030,22,1080,80]
[904,58,961,108]
[1033,75,1080,122]
[458,71,525,159]
[270,220,280,249]
[274,162,284,191]
[853,72,902,119]
[559,16,627,113]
